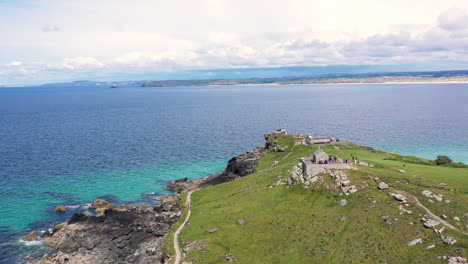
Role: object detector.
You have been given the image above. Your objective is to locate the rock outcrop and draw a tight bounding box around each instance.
[89,199,116,213]
[23,231,39,241]
[55,205,66,212]
[421,190,444,202]
[29,195,183,264]
[167,178,201,193]
[167,146,266,193]
[389,193,408,203]
[219,146,265,181]
[329,170,358,195]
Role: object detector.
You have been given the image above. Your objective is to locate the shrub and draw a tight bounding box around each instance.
[435,155,452,165]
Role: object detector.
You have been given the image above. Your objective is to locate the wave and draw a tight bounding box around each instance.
[18,239,43,246]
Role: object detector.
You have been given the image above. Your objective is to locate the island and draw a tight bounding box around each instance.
[27,132,467,264]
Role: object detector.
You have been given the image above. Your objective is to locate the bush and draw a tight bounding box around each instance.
[435,155,452,165]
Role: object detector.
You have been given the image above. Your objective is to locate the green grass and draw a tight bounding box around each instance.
[167,134,468,263]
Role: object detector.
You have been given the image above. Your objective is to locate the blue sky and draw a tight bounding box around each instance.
[1,0,468,85]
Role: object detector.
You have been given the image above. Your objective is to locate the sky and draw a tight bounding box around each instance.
[1,0,468,85]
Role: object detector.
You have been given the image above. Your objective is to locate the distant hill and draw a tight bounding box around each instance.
[25,69,468,88]
[143,70,468,87]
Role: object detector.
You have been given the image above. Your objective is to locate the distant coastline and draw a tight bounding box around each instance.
[142,74,468,87]
[3,69,468,88]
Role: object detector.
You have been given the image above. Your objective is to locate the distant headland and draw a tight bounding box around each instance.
[4,69,468,88]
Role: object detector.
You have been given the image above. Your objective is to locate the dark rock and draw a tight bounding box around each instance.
[216,146,265,182]
[166,178,197,193]
[168,145,265,193]
[29,195,183,264]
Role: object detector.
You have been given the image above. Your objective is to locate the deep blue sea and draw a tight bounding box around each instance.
[1,83,467,262]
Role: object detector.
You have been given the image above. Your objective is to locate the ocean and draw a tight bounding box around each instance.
[0,83,467,262]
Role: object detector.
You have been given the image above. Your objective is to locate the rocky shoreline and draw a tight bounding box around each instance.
[27,135,272,264]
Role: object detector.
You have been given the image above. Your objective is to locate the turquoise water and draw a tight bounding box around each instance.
[0,83,467,262]
[2,158,226,231]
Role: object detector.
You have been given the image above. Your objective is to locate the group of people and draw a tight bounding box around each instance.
[318,156,339,164]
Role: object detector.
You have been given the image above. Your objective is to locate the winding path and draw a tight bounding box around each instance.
[394,189,467,235]
[173,190,193,264]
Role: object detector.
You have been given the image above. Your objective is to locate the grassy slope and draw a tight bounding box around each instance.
[170,134,467,263]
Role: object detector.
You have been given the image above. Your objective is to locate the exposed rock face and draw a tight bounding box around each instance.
[264,133,287,152]
[29,195,183,264]
[166,178,199,193]
[220,146,265,181]
[330,170,357,195]
[169,146,266,193]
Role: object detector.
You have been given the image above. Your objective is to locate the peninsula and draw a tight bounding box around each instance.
[28,132,467,264]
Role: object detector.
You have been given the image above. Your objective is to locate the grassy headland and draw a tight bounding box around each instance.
[168,134,467,263]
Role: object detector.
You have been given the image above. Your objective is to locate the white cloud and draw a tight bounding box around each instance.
[438,8,468,30]
[63,56,104,70]
[1,1,468,85]
[5,61,23,66]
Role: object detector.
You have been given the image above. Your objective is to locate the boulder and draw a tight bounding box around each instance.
[23,231,39,241]
[208,227,219,234]
[339,199,347,206]
[407,238,422,246]
[237,219,245,225]
[422,218,441,228]
[378,182,388,190]
[90,199,115,212]
[421,190,432,197]
[433,194,443,201]
[358,162,369,167]
[55,205,66,212]
[448,256,466,264]
[440,235,457,245]
[389,192,407,203]
[398,169,406,173]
